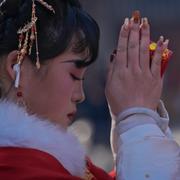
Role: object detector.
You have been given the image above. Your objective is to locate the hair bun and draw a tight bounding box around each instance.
[0,0,21,18]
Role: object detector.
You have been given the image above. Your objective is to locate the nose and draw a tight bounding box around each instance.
[72,83,85,104]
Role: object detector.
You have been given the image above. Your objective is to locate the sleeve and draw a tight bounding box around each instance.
[110,101,180,180]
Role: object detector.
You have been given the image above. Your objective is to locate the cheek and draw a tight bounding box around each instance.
[47,71,74,100]
[24,70,74,113]
[51,79,73,105]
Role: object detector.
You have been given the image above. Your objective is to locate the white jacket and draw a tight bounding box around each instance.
[0,100,179,179]
[111,101,180,180]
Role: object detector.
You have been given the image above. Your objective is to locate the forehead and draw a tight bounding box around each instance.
[54,49,89,62]
[47,50,88,74]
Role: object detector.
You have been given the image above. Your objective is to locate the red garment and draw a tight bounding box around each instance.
[0,147,115,180]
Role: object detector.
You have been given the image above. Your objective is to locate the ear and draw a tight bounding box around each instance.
[5,50,18,81]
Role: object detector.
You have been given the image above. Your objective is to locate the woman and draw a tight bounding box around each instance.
[0,0,179,179]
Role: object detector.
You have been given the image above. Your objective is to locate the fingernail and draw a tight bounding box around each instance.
[160,36,164,41]
[124,18,129,30]
[132,10,140,23]
[164,39,169,47]
[158,36,164,46]
[142,17,148,28]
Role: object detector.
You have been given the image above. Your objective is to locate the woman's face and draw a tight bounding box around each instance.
[21,50,87,129]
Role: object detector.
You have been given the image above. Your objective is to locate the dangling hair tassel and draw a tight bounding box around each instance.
[32,0,41,69]
[14,0,55,87]
[16,0,55,69]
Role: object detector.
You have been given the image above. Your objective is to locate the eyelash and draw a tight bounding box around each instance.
[70,73,84,81]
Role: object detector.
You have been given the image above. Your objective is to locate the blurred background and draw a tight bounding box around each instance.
[69,0,180,172]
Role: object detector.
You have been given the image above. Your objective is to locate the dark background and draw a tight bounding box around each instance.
[70,0,180,171]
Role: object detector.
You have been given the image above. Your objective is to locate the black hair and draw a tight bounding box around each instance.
[0,0,100,67]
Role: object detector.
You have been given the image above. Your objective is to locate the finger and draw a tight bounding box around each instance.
[151,36,164,76]
[115,18,130,69]
[151,37,169,77]
[140,17,150,71]
[128,11,141,69]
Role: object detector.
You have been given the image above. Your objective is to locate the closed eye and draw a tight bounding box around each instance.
[70,73,85,81]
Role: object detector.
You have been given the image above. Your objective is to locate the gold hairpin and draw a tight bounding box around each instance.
[16,0,55,69]
[17,18,37,34]
[35,0,55,14]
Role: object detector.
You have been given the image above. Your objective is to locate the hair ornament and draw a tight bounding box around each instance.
[16,0,55,67]
[35,0,55,14]
[16,0,55,69]
[17,17,37,34]
[14,0,55,88]
[0,0,6,16]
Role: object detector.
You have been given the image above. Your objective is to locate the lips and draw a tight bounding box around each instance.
[67,112,76,122]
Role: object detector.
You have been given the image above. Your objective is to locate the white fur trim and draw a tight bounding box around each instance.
[0,100,86,177]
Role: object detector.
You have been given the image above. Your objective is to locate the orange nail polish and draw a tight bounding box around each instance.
[132,10,140,23]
